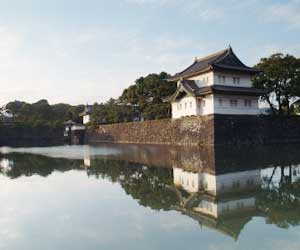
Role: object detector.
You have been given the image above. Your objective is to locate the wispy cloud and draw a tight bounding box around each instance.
[124,0,226,21]
[0,27,22,68]
[261,0,300,30]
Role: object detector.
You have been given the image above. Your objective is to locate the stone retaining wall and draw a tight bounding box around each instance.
[214,115,300,145]
[87,115,214,146]
[87,115,300,146]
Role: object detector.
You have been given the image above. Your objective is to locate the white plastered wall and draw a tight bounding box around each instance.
[172,94,214,118]
[213,94,260,115]
[188,71,253,88]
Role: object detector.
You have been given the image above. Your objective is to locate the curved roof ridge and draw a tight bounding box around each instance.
[170,48,229,80]
[168,47,260,82]
[213,47,249,68]
[195,48,229,63]
[212,48,233,64]
[175,60,199,76]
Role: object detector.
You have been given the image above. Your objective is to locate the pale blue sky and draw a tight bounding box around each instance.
[0,0,299,105]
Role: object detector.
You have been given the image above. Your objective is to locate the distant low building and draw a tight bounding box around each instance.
[169,47,265,118]
[0,107,14,123]
[64,120,86,144]
[1,109,13,118]
[79,105,93,124]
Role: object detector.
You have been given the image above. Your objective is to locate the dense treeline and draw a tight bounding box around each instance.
[90,72,176,124]
[4,99,84,127]
[2,72,176,127]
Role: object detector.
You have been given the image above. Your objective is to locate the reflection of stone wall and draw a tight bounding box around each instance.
[87,116,214,146]
[91,144,216,174]
[87,115,300,146]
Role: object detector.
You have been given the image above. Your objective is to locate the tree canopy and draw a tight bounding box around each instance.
[253,53,300,115]
[119,71,176,120]
[5,100,84,127]
[90,72,176,125]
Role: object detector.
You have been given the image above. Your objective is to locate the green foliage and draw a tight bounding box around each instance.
[90,72,176,125]
[5,100,85,128]
[91,99,140,125]
[253,53,300,115]
[121,71,176,104]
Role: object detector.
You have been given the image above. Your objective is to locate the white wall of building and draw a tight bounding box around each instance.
[83,114,90,124]
[187,71,253,88]
[213,72,253,88]
[171,94,259,118]
[201,94,214,115]
[0,110,13,118]
[172,95,214,118]
[188,72,214,88]
[171,96,198,119]
[214,94,260,115]
[71,125,86,131]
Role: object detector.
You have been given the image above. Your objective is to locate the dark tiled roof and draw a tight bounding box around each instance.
[169,47,260,81]
[170,79,266,102]
[181,80,199,92]
[195,85,266,97]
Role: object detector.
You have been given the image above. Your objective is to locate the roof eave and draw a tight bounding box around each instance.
[170,82,197,102]
[195,86,267,97]
[212,64,261,75]
[168,66,213,82]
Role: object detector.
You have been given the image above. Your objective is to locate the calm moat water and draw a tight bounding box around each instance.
[0,144,300,250]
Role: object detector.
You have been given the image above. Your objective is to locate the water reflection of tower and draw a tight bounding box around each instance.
[173,167,261,239]
[83,145,91,168]
[0,158,14,175]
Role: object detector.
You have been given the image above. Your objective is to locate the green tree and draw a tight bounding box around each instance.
[120,72,176,121]
[6,100,84,127]
[253,54,300,115]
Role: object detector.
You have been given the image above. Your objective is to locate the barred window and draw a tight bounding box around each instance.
[230,99,238,107]
[244,99,252,107]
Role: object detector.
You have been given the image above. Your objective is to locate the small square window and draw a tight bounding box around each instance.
[222,76,226,84]
[218,75,226,84]
[244,99,252,107]
[218,98,223,106]
[218,75,222,83]
[233,77,240,84]
[230,99,238,107]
